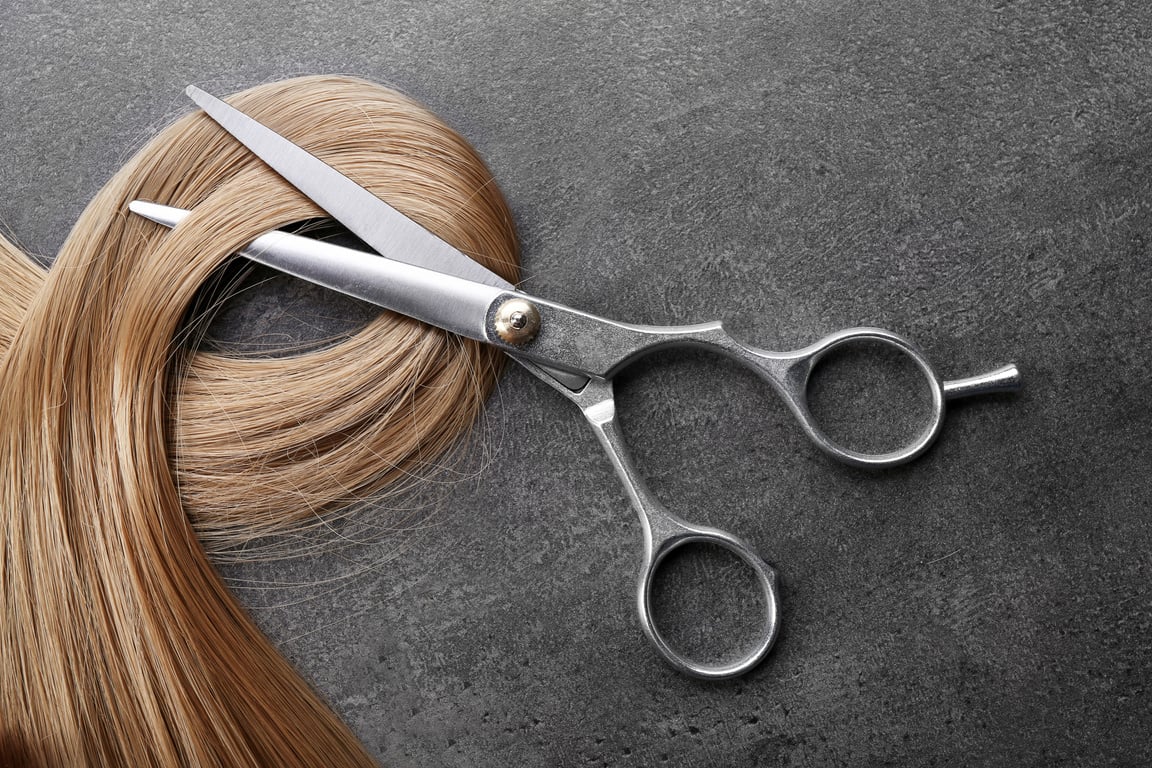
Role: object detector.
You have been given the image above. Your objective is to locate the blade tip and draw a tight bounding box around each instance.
[127,200,181,228]
[127,200,156,219]
[185,84,211,106]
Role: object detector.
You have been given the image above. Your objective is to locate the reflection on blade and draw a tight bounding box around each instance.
[128,200,501,342]
[185,85,513,291]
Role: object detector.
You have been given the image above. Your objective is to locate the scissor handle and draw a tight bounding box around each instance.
[636,517,781,680]
[744,327,1020,467]
[571,379,781,679]
[762,327,946,467]
[511,318,1018,676]
[503,298,1020,468]
[614,322,1021,468]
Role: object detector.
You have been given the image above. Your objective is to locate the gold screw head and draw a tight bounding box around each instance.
[493,298,541,345]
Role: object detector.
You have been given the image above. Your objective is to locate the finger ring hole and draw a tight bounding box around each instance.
[647,540,772,669]
[805,338,937,458]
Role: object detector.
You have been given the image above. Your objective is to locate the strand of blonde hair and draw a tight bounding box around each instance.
[0,75,518,766]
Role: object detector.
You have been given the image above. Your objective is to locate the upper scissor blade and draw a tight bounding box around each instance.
[185,85,513,291]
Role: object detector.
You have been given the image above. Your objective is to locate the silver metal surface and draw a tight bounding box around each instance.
[942,364,1021,399]
[518,356,780,678]
[128,201,503,342]
[185,86,513,291]
[492,297,542,345]
[491,301,1021,468]
[139,86,1022,679]
[138,205,1020,468]
[133,209,1020,676]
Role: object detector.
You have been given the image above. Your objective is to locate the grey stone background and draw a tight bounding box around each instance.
[2,1,1150,765]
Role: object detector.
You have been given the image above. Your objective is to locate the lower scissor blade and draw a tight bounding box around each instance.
[129,201,503,342]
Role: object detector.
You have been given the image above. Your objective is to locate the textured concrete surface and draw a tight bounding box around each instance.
[2,1,1151,765]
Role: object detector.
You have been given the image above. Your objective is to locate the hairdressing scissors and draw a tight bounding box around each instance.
[130,85,1020,679]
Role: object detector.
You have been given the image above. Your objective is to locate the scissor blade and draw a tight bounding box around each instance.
[129,200,503,342]
[185,85,513,291]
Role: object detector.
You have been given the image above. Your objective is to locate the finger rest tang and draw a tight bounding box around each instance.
[943,364,1022,400]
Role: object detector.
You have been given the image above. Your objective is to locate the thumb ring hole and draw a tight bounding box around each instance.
[805,339,934,456]
[648,541,769,668]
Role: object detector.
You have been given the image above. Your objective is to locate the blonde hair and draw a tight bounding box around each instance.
[0,75,518,766]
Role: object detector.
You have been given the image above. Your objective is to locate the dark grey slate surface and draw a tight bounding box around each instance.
[2,1,1150,765]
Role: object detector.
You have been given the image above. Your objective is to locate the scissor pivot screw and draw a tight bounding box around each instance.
[494,298,541,345]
